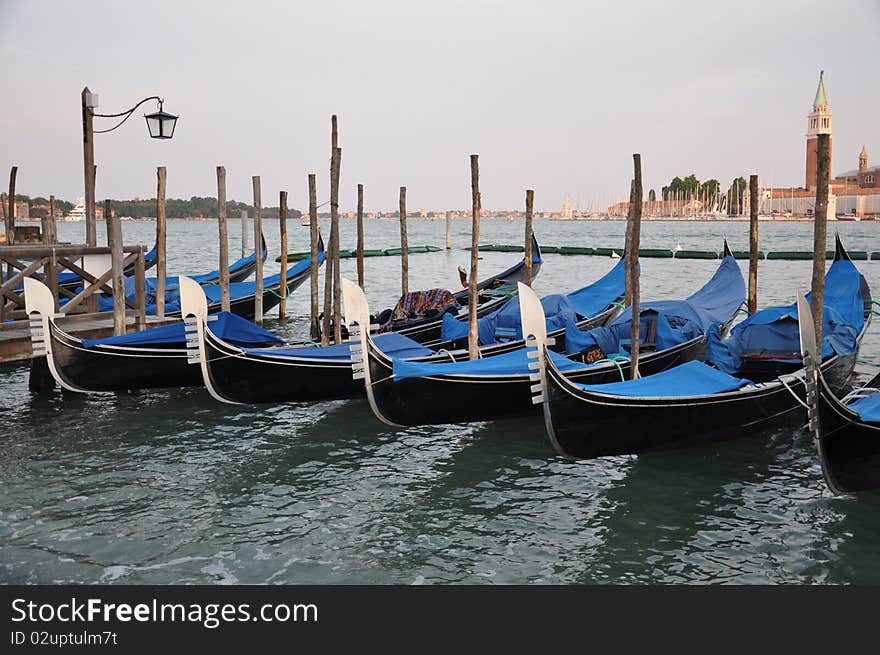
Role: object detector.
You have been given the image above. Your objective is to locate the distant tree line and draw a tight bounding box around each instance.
[661,175,749,214]
[1,194,302,220]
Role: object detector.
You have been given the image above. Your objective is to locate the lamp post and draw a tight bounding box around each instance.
[80,86,178,246]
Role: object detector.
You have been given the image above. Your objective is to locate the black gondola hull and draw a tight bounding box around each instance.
[202,328,360,403]
[545,333,863,460]
[365,334,705,427]
[46,320,199,391]
[815,373,880,493]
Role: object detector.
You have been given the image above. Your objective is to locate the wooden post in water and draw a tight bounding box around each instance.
[624,179,635,307]
[6,166,17,245]
[445,211,452,250]
[217,166,230,311]
[399,186,408,296]
[106,199,126,336]
[155,166,167,318]
[44,195,58,244]
[331,147,343,344]
[811,133,831,349]
[308,173,320,341]
[748,174,759,314]
[252,175,263,324]
[627,154,643,380]
[240,210,248,257]
[134,246,146,330]
[356,183,365,290]
[82,88,97,248]
[468,155,480,360]
[279,190,288,322]
[524,189,534,286]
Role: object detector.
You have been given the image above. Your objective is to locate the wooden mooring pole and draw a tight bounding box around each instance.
[445,211,452,250]
[331,147,342,344]
[627,154,643,380]
[5,165,16,245]
[356,183,365,290]
[279,190,288,322]
[308,173,320,341]
[524,189,534,286]
[217,166,230,311]
[468,154,480,360]
[252,175,263,324]
[106,199,126,336]
[399,186,408,296]
[155,166,167,318]
[82,87,97,248]
[748,174,759,314]
[44,195,58,244]
[811,133,831,349]
[240,209,248,258]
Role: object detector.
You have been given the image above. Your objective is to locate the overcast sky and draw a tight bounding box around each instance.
[2,0,879,212]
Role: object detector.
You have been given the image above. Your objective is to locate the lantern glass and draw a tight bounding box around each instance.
[144,109,178,139]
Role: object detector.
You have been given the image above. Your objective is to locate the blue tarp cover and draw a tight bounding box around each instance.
[440,258,625,344]
[576,360,753,398]
[243,332,433,361]
[563,254,744,356]
[849,393,880,423]
[82,311,283,348]
[86,252,324,315]
[706,257,864,373]
[392,347,586,381]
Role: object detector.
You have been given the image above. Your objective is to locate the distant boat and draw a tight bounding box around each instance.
[63,198,86,222]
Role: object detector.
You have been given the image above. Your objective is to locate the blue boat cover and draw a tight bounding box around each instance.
[392,346,586,381]
[85,251,325,315]
[81,311,283,348]
[849,393,880,424]
[440,258,625,344]
[563,254,745,356]
[576,360,753,398]
[706,257,864,373]
[243,331,433,361]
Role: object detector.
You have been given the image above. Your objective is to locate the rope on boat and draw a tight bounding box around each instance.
[778,375,810,410]
[591,354,638,382]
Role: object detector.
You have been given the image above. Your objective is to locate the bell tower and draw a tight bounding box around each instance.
[805,71,832,190]
[859,145,868,172]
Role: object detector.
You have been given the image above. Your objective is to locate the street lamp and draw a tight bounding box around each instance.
[81,87,179,247]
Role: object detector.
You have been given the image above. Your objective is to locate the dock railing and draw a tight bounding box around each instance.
[0,243,146,332]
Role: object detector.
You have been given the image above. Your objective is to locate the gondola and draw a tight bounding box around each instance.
[799,292,880,494]
[533,235,870,460]
[24,276,285,393]
[368,233,545,343]
[352,242,745,427]
[89,234,321,320]
[187,255,626,404]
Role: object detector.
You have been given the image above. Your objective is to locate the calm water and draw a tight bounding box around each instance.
[2,218,879,584]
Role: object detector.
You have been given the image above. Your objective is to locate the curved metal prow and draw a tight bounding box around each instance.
[179,276,237,404]
[23,277,72,390]
[342,277,397,425]
[517,282,561,450]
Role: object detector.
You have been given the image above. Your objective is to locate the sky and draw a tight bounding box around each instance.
[2,0,879,212]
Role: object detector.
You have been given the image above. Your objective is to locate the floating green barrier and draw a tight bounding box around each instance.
[639,248,674,258]
[540,246,561,254]
[729,251,765,260]
[275,252,309,263]
[674,250,718,259]
[847,250,869,261]
[559,246,594,255]
[363,249,385,257]
[593,247,624,257]
[337,249,356,258]
[495,244,525,252]
[767,251,816,260]
[873,252,880,261]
